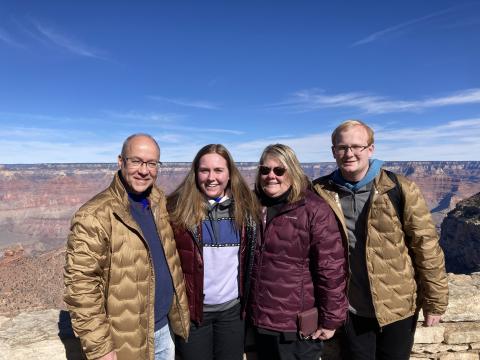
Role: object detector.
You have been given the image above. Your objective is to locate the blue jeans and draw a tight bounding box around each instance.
[154,323,174,360]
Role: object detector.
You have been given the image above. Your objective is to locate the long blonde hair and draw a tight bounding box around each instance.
[255,144,310,203]
[168,144,258,229]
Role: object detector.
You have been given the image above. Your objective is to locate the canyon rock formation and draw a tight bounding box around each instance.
[440,192,480,274]
[1,161,479,257]
[0,248,65,316]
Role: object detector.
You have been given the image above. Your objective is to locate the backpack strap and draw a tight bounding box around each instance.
[385,170,404,227]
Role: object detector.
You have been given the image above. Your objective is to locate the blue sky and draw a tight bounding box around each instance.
[1,0,479,163]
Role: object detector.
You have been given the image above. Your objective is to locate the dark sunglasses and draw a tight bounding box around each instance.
[259,165,287,176]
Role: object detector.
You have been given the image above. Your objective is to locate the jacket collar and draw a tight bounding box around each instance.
[108,171,165,232]
[373,169,397,195]
[319,168,396,196]
[265,192,307,217]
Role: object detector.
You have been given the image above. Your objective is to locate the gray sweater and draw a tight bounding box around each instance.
[335,181,376,318]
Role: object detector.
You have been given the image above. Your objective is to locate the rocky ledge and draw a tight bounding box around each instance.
[321,273,480,360]
[1,273,478,360]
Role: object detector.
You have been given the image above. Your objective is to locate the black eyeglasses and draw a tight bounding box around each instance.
[259,165,287,176]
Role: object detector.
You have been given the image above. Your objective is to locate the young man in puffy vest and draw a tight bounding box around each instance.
[313,120,448,360]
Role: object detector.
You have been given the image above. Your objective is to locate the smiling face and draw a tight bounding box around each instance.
[196,153,230,199]
[260,156,291,198]
[117,135,160,195]
[332,125,374,182]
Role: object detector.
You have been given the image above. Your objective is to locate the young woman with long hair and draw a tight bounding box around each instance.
[168,144,258,360]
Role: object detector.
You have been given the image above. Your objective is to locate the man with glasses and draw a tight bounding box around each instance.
[313,120,448,360]
[64,133,189,360]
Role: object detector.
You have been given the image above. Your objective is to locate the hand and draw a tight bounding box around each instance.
[99,351,117,360]
[312,327,336,340]
[423,312,442,327]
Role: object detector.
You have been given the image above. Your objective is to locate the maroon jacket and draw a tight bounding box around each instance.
[173,220,256,325]
[249,189,348,332]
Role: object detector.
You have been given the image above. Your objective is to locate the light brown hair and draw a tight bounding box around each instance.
[168,144,258,229]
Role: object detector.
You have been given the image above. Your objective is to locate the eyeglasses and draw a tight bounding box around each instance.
[124,157,162,170]
[332,144,370,155]
[259,165,287,176]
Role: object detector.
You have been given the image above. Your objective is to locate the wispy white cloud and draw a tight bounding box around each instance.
[0,130,225,163]
[102,110,178,125]
[0,27,25,48]
[104,110,242,135]
[168,125,244,135]
[231,132,333,162]
[149,95,220,110]
[226,117,480,162]
[0,111,83,124]
[274,88,480,114]
[0,139,121,163]
[1,110,478,162]
[0,126,89,140]
[156,133,186,144]
[351,8,453,47]
[31,20,106,60]
[207,78,219,88]
[0,109,244,163]
[422,90,480,107]
[375,118,480,142]
[374,118,480,161]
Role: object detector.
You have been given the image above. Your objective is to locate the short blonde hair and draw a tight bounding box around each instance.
[256,144,309,203]
[331,120,374,146]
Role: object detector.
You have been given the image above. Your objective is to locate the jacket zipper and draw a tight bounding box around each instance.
[243,221,256,315]
[117,210,153,358]
[255,202,305,326]
[191,225,203,326]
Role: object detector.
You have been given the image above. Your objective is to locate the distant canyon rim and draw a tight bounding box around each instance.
[1,161,479,257]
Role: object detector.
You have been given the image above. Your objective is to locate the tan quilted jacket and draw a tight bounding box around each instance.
[64,172,190,359]
[313,169,448,327]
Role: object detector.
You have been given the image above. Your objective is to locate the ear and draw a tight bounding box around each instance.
[331,146,336,159]
[117,155,123,169]
[368,144,375,158]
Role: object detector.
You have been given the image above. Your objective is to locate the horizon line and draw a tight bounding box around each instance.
[1,160,479,166]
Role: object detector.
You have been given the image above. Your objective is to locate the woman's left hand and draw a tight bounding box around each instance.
[312,328,335,340]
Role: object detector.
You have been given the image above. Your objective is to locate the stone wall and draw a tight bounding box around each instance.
[409,273,480,360]
[0,274,478,360]
[322,273,480,360]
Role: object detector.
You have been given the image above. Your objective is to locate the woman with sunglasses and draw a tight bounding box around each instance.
[249,144,348,360]
[167,144,258,360]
